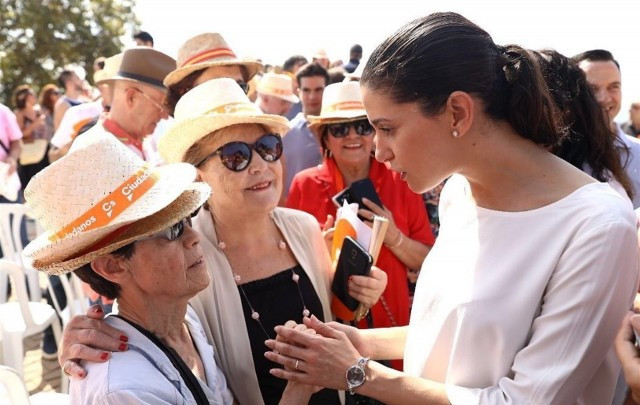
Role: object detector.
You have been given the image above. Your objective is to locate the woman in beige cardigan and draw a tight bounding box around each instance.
[58,78,387,405]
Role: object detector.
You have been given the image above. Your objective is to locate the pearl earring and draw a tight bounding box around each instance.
[452,130,460,138]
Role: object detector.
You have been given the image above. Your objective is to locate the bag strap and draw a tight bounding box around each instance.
[113,315,209,405]
[0,138,10,155]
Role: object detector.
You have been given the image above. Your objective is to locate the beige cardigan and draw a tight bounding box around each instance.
[189,207,334,405]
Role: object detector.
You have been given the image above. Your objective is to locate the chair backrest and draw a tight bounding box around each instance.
[0,365,31,405]
[48,273,89,326]
[0,203,29,265]
[0,259,36,328]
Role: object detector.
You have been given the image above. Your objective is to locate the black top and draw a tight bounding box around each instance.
[239,265,340,405]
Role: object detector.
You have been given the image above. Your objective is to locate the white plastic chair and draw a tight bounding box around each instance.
[0,260,61,383]
[0,365,69,404]
[0,203,41,302]
[47,273,89,328]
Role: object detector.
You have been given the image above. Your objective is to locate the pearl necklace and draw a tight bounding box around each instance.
[215,217,312,339]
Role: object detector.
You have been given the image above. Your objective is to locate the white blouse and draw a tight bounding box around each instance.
[405,175,640,405]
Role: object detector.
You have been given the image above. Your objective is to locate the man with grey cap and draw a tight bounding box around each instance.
[71,46,175,161]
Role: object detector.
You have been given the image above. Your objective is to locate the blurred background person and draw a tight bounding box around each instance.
[622,100,640,137]
[255,73,299,116]
[343,44,363,73]
[132,30,154,47]
[312,49,330,69]
[38,84,60,138]
[53,69,86,130]
[283,54,308,120]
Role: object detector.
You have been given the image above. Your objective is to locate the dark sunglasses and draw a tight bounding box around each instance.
[139,216,192,242]
[236,81,249,94]
[196,133,283,172]
[326,120,374,138]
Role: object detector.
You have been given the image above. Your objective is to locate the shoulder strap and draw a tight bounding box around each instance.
[113,315,209,405]
[0,137,10,155]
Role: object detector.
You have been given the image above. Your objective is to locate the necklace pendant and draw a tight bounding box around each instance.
[292,273,300,283]
[302,308,310,317]
[251,311,260,320]
[218,241,227,250]
[278,240,287,250]
[234,274,241,284]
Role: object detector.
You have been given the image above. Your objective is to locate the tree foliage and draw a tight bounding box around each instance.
[0,0,139,106]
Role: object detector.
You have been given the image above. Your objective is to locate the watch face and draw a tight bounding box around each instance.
[347,365,366,385]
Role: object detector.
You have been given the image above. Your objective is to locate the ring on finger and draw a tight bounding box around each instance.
[294,359,299,371]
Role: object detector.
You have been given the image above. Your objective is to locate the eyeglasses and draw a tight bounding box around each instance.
[236,81,250,95]
[138,216,192,242]
[130,87,168,115]
[196,133,283,172]
[326,120,374,138]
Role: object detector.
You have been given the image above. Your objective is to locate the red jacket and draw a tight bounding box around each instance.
[287,157,434,331]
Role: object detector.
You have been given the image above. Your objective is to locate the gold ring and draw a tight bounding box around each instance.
[294,359,299,371]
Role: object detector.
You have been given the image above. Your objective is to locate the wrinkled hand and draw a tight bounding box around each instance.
[59,305,128,379]
[358,198,401,246]
[266,315,362,390]
[275,320,322,396]
[348,265,387,308]
[615,312,640,404]
[322,214,335,254]
[323,321,373,358]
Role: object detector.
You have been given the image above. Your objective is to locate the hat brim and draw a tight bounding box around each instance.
[24,163,200,265]
[164,60,263,87]
[99,76,167,91]
[31,183,211,275]
[262,92,299,104]
[159,113,290,164]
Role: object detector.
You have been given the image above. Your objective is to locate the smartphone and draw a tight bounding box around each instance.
[349,178,383,209]
[332,187,352,208]
[331,236,373,311]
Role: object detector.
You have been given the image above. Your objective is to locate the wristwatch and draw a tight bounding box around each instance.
[346,357,370,394]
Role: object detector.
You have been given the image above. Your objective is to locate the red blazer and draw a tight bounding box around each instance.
[287,157,434,331]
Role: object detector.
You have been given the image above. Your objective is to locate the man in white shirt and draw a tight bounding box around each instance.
[575,49,640,208]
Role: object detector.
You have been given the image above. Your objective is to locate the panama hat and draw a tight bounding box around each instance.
[163,33,262,87]
[257,73,299,103]
[158,77,290,164]
[100,47,176,91]
[93,53,124,85]
[307,81,368,135]
[23,135,210,275]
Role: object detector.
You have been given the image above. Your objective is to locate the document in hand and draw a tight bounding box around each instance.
[330,201,388,321]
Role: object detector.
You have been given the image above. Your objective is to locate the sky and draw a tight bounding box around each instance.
[133,0,640,122]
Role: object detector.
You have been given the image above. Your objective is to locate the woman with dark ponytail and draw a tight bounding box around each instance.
[265,12,639,404]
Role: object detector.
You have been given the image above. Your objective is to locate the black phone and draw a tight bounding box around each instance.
[349,178,383,209]
[332,187,352,208]
[331,236,373,311]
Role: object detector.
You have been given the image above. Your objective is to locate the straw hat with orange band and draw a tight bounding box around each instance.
[307,81,369,148]
[23,135,210,275]
[164,33,262,87]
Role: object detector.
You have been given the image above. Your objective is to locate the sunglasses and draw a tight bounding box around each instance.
[196,133,283,172]
[139,216,192,242]
[326,120,374,138]
[236,81,250,94]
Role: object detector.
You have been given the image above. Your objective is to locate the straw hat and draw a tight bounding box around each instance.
[307,81,368,137]
[93,53,123,84]
[256,73,299,103]
[163,33,263,87]
[158,78,290,164]
[313,49,329,60]
[100,47,176,91]
[23,135,210,275]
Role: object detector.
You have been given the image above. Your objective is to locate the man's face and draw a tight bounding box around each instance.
[579,60,622,127]
[630,103,640,127]
[128,84,168,137]
[298,76,326,116]
[69,73,83,92]
[259,94,292,116]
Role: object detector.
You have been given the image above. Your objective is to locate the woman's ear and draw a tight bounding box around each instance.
[447,91,474,137]
[91,255,130,285]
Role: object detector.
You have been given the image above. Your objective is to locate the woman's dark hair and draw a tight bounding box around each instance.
[38,84,59,113]
[535,49,634,199]
[12,85,32,110]
[74,243,136,300]
[361,12,565,147]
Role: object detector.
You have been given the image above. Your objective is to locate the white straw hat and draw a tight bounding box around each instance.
[158,77,290,164]
[307,81,368,130]
[257,73,299,103]
[23,135,211,275]
[164,33,262,87]
[93,53,123,85]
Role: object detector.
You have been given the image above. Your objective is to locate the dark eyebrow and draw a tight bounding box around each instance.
[370,118,390,126]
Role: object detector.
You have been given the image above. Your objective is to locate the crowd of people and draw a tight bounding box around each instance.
[2,11,640,404]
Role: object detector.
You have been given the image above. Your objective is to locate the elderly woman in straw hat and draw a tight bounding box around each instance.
[21,135,233,403]
[57,78,387,405]
[286,82,434,370]
[164,32,262,114]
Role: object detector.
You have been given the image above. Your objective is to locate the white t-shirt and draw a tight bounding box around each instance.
[405,174,640,405]
[50,101,103,148]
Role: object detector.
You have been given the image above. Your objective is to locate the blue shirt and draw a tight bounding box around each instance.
[282,112,322,198]
[616,124,640,208]
[71,306,234,404]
